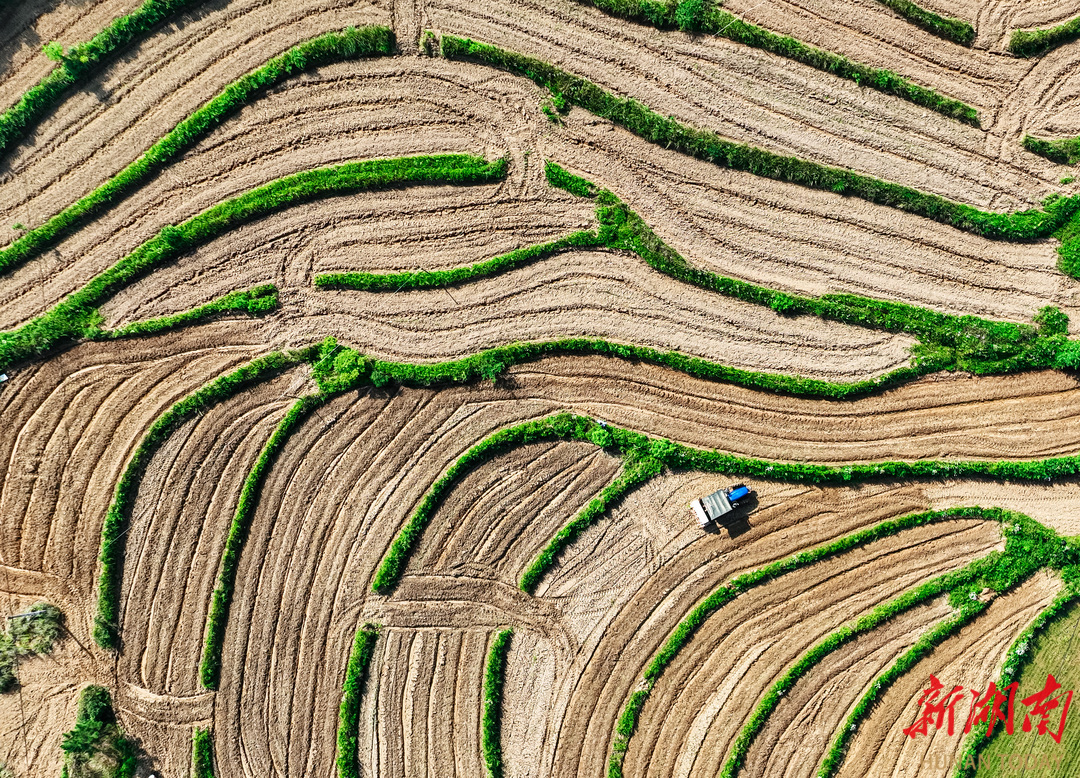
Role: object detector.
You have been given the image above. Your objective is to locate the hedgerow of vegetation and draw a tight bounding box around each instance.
[439,36,1080,240]
[1009,14,1080,57]
[520,456,660,592]
[93,284,279,340]
[0,25,395,277]
[60,686,137,778]
[1055,210,1080,279]
[93,348,314,649]
[953,580,1080,778]
[200,393,326,689]
[337,625,380,778]
[0,602,63,692]
[192,728,215,778]
[570,1,976,117]
[0,0,205,159]
[0,154,505,374]
[610,507,1075,778]
[871,0,974,45]
[1024,134,1080,166]
[482,629,514,778]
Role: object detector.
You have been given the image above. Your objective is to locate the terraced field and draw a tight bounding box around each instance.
[2,1,1080,777]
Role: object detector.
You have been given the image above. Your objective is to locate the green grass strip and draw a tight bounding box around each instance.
[1024,134,1080,166]
[1009,15,1080,57]
[200,393,326,689]
[315,231,598,290]
[0,0,206,159]
[0,153,506,373]
[816,598,991,778]
[1055,209,1080,279]
[520,455,660,593]
[337,624,380,778]
[571,1,976,118]
[482,628,514,778]
[0,24,395,277]
[61,685,138,778]
[720,564,980,778]
[93,284,279,340]
[440,35,1079,240]
[872,0,974,45]
[93,348,312,649]
[192,727,215,778]
[953,582,1080,777]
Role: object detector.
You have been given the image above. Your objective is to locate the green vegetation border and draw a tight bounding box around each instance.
[439,35,1078,241]
[337,625,381,778]
[93,348,313,648]
[482,628,514,778]
[192,728,215,778]
[0,0,205,158]
[573,0,975,117]
[60,685,137,778]
[872,0,974,45]
[92,284,279,340]
[200,393,327,689]
[1024,134,1080,166]
[1009,15,1080,57]
[0,25,395,277]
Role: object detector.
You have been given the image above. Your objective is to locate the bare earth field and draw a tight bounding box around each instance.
[2,0,1080,777]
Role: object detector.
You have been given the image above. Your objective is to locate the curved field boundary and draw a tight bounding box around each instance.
[192,727,215,778]
[0,154,506,373]
[93,284,279,340]
[1009,15,1080,58]
[723,564,985,778]
[609,506,1071,778]
[1057,212,1080,279]
[337,624,380,778]
[815,596,991,778]
[871,0,974,45]
[322,160,1079,378]
[1024,134,1080,166]
[438,34,1078,241]
[0,0,207,158]
[0,24,396,277]
[482,628,514,778]
[367,409,1080,596]
[93,348,313,648]
[200,393,327,689]
[571,0,976,119]
[953,585,1080,777]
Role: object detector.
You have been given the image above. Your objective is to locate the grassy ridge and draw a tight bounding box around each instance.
[1010,15,1080,57]
[93,349,312,649]
[482,629,514,778]
[94,284,279,340]
[200,394,326,689]
[0,0,205,159]
[872,0,974,45]
[573,1,976,117]
[192,728,215,778]
[0,154,506,373]
[440,35,1078,241]
[337,625,380,778]
[1024,134,1080,166]
[0,25,395,277]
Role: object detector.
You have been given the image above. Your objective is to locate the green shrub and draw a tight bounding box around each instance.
[0,602,64,692]
[1010,15,1080,57]
[337,625,380,778]
[61,686,138,778]
[200,394,326,688]
[192,728,215,778]
[482,629,514,778]
[1024,134,1080,166]
[440,37,1080,239]
[94,349,309,648]
[872,0,974,45]
[0,25,395,277]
